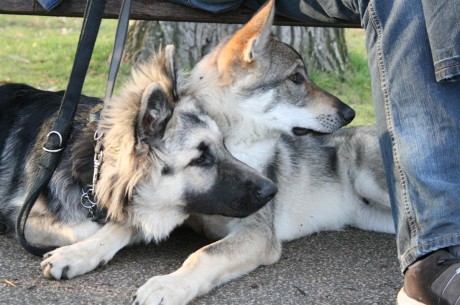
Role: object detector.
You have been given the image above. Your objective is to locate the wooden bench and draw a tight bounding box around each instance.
[1,0,360,27]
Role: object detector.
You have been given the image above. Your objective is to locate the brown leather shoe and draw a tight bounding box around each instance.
[397,249,460,305]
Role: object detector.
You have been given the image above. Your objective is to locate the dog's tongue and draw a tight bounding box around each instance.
[292,127,310,136]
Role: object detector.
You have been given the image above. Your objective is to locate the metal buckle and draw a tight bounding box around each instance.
[42,131,64,153]
[80,130,104,220]
[81,187,97,219]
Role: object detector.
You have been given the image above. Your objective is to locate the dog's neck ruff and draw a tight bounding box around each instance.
[189,93,280,146]
[80,129,106,222]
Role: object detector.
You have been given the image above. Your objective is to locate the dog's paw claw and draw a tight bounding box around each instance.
[40,245,106,280]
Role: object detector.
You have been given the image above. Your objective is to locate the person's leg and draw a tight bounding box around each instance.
[362,0,460,272]
[361,1,460,304]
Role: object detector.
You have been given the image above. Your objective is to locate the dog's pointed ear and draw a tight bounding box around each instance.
[241,0,275,62]
[218,0,275,71]
[136,82,173,151]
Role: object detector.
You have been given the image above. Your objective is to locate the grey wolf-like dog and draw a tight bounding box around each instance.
[0,46,276,281]
[133,1,394,304]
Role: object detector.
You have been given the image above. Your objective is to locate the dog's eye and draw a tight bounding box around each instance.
[288,72,304,85]
[189,152,213,167]
[189,142,214,167]
[191,154,206,165]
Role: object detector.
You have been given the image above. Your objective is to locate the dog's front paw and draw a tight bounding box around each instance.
[40,245,106,280]
[133,275,196,305]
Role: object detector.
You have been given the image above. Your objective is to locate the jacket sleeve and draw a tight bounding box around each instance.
[421,0,460,82]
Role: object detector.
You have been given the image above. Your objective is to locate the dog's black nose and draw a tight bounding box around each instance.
[340,105,356,124]
[257,181,278,201]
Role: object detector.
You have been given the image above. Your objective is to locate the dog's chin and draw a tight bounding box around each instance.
[292,127,328,137]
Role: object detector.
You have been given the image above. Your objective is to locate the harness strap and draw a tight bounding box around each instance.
[105,0,132,102]
[16,0,108,257]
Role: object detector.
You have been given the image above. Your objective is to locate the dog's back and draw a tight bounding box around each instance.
[0,84,53,153]
[0,84,101,233]
[1,84,59,232]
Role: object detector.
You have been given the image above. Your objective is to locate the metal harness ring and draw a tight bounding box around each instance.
[42,131,64,153]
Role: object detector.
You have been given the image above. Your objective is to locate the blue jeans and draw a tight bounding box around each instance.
[180,0,460,272]
[361,0,460,272]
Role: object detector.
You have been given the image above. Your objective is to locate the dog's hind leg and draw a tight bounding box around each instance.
[24,214,102,247]
[351,169,395,233]
[7,194,103,246]
[40,221,134,279]
[133,214,281,305]
[352,204,395,234]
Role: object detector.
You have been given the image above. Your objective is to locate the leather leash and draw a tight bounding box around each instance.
[17,0,132,256]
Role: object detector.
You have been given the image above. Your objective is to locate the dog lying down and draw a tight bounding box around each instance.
[0,46,276,284]
[133,0,393,304]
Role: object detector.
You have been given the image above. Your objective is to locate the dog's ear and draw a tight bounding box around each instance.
[241,0,275,62]
[218,0,275,71]
[136,82,173,151]
[164,44,179,101]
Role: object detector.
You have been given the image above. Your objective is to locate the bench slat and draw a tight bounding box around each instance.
[1,0,360,27]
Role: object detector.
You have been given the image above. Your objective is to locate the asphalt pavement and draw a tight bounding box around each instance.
[1,227,401,305]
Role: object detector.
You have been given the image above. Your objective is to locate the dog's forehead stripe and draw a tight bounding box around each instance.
[169,111,222,154]
[180,112,207,128]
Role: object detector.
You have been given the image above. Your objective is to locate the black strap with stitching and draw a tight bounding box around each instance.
[16,0,108,257]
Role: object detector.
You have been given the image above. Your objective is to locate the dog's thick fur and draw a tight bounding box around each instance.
[0,47,277,281]
[133,1,394,304]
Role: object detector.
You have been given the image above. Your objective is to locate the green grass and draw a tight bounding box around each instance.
[0,15,131,96]
[0,16,375,125]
